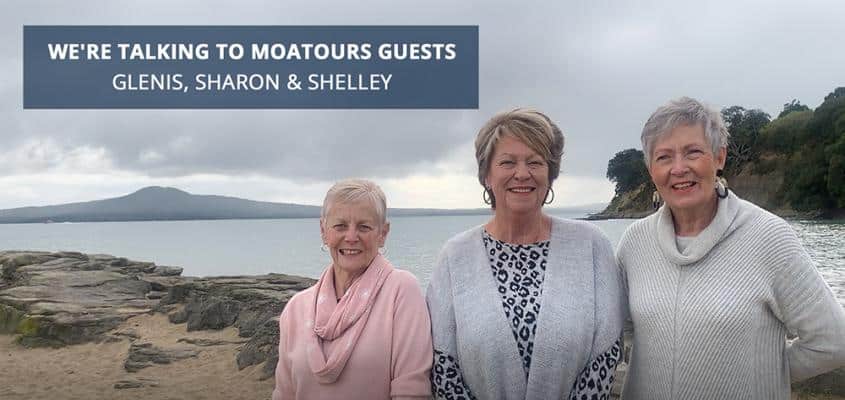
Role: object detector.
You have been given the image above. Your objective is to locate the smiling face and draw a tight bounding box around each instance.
[485,134,550,215]
[320,199,389,276]
[648,123,727,215]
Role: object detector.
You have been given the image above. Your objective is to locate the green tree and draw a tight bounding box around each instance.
[759,109,812,154]
[778,99,811,118]
[606,149,649,195]
[784,87,845,211]
[722,106,771,175]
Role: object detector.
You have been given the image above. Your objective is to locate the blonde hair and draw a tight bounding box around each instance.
[321,178,388,225]
[474,108,565,207]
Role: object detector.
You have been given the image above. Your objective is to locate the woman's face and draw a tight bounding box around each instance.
[320,199,389,275]
[485,134,550,215]
[648,123,726,214]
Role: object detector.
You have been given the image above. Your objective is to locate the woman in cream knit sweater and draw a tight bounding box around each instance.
[618,97,845,400]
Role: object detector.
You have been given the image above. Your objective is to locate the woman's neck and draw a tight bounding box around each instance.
[332,266,365,300]
[671,195,719,237]
[486,210,550,244]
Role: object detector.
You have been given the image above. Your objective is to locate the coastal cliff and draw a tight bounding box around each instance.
[592,156,839,219]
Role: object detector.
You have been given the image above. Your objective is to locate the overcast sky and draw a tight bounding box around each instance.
[2,0,844,210]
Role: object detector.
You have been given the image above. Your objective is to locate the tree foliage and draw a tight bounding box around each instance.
[782,88,845,211]
[778,99,811,118]
[606,149,649,195]
[759,109,812,154]
[721,106,770,176]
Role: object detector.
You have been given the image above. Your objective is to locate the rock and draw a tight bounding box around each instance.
[162,273,314,376]
[0,250,316,380]
[168,307,189,324]
[146,291,167,300]
[236,317,279,373]
[114,378,159,389]
[109,258,129,267]
[184,297,241,331]
[177,337,247,346]
[153,265,183,276]
[794,367,845,396]
[124,342,199,372]
[114,380,142,389]
[0,251,169,346]
[0,304,26,334]
[112,328,140,341]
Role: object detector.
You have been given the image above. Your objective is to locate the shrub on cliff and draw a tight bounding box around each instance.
[607,148,649,195]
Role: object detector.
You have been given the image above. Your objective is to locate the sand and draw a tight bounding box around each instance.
[2,314,842,400]
[0,313,275,400]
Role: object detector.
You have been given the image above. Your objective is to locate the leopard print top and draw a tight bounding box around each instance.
[483,230,549,375]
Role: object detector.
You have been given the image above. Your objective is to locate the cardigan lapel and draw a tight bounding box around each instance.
[525,217,596,400]
[451,225,527,400]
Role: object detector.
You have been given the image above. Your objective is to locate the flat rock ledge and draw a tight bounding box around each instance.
[124,342,199,372]
[0,250,315,380]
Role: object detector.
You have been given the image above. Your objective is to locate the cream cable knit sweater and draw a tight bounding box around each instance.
[618,191,845,400]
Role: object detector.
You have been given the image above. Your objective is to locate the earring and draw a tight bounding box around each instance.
[320,243,328,252]
[482,186,493,205]
[715,178,729,199]
[652,190,661,210]
[378,247,388,255]
[543,187,555,204]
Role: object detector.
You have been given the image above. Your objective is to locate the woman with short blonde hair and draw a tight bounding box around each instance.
[273,179,432,400]
[428,108,625,400]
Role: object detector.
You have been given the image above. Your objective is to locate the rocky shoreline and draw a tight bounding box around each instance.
[0,250,314,389]
[1,250,842,399]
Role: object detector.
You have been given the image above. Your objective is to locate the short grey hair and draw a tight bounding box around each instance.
[641,97,730,166]
[321,179,387,225]
[474,108,565,208]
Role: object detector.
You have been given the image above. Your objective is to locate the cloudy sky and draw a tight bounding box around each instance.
[2,0,844,210]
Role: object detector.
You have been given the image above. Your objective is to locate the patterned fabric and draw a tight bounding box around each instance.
[431,232,550,398]
[568,338,623,400]
[432,350,477,400]
[427,217,625,400]
[482,230,549,375]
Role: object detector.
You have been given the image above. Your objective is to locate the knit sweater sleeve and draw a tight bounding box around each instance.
[771,230,845,382]
[426,246,477,400]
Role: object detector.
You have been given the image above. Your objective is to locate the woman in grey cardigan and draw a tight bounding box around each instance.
[426,108,625,400]
[618,97,845,400]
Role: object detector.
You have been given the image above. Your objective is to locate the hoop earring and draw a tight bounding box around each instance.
[320,243,328,252]
[378,247,387,255]
[544,187,555,204]
[482,187,493,205]
[715,179,729,199]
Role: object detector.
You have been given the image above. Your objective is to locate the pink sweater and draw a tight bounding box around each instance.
[272,269,433,400]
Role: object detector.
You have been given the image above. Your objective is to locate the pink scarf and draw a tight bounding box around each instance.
[306,254,394,383]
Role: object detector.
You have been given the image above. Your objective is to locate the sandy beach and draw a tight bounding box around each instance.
[0,313,275,400]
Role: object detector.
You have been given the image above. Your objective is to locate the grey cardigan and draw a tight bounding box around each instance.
[426,216,625,400]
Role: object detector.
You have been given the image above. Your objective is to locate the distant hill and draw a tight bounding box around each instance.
[0,187,321,224]
[0,186,606,224]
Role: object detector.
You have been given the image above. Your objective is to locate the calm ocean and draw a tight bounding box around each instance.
[0,212,842,305]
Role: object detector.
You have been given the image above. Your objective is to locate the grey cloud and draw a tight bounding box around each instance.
[2,0,845,184]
